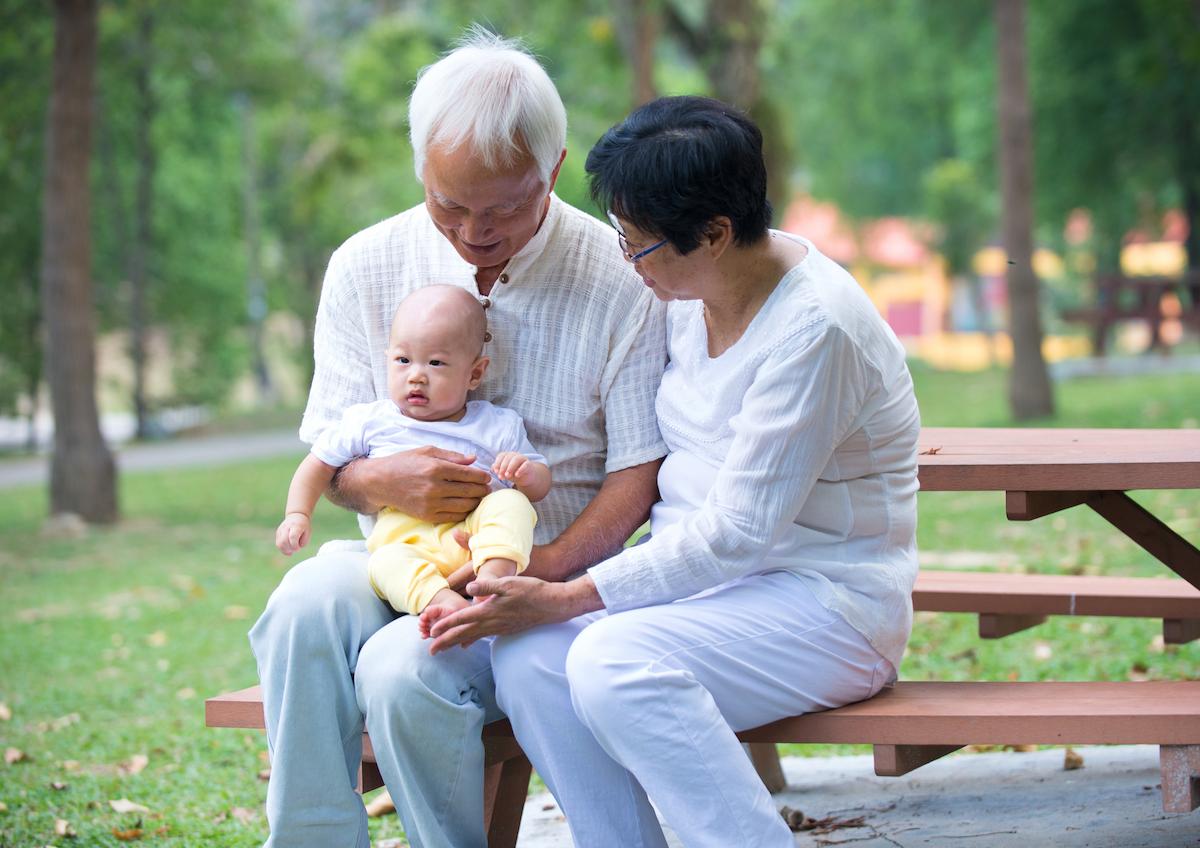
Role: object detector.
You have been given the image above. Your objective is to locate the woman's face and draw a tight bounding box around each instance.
[611,216,708,303]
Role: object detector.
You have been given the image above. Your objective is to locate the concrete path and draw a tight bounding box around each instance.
[0,429,305,491]
[513,745,1197,847]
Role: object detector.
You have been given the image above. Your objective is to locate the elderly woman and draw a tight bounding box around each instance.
[426,96,920,847]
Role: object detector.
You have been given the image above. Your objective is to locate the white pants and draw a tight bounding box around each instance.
[492,570,894,848]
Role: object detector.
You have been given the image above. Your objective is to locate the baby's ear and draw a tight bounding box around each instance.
[469,356,490,388]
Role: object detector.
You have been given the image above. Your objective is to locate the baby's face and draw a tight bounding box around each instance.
[387,316,483,422]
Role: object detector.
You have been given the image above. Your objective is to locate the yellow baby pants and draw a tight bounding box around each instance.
[366,488,537,615]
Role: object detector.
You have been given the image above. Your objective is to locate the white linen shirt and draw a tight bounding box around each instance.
[587,234,921,668]
[301,195,668,547]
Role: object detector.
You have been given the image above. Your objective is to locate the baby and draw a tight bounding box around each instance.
[275,284,551,620]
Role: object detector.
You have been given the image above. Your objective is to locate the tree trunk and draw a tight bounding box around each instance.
[663,0,792,222]
[612,0,660,108]
[995,0,1053,420]
[240,94,274,403]
[40,0,117,522]
[130,1,156,438]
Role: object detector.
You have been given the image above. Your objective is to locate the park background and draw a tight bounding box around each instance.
[2,0,1199,845]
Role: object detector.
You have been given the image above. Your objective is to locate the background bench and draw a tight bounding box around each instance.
[913,570,1200,642]
[207,679,1200,845]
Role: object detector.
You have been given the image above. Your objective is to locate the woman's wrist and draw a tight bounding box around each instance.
[558,575,605,618]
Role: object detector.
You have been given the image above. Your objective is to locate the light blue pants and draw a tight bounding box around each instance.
[248,547,502,848]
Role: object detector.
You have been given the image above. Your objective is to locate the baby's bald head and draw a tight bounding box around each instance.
[391,285,488,355]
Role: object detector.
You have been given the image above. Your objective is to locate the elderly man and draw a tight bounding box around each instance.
[248,30,667,848]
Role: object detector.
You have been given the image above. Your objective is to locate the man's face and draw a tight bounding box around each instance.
[423,143,560,271]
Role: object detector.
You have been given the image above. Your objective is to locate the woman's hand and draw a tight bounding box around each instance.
[425,575,604,654]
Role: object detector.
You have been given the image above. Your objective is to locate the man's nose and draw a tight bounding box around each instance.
[461,212,494,243]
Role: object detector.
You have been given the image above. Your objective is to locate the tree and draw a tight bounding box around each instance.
[995,0,1053,419]
[40,0,117,521]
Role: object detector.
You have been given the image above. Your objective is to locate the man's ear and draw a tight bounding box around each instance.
[469,356,490,389]
[546,149,567,194]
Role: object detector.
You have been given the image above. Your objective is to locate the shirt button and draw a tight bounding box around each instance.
[480,297,492,308]
[499,274,509,284]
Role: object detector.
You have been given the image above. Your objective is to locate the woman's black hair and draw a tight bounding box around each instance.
[585,96,772,254]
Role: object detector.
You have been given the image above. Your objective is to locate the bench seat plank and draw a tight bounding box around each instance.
[736,681,1200,747]
[913,571,1200,620]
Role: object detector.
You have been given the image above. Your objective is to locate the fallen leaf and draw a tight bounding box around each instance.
[38,713,81,733]
[62,760,80,771]
[364,790,395,818]
[1008,744,1037,753]
[0,801,7,812]
[210,812,227,824]
[109,799,151,814]
[175,688,196,701]
[541,802,556,811]
[256,768,271,782]
[224,605,249,620]
[50,780,68,790]
[121,754,149,775]
[0,702,11,721]
[112,826,144,841]
[5,747,27,764]
[1064,747,1085,770]
[55,818,76,838]
[1033,642,1053,661]
[779,804,809,831]
[146,631,168,648]
[154,825,169,837]
[230,807,256,825]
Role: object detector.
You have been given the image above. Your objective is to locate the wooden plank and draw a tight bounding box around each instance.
[1005,490,1088,520]
[979,613,1046,639]
[735,681,1200,747]
[913,571,1200,620]
[874,744,963,777]
[1087,491,1200,590]
[1164,619,1200,645]
[917,427,1200,492]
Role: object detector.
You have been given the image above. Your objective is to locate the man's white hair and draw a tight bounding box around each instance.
[410,27,567,184]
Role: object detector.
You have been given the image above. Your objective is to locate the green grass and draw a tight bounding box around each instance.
[2,367,1199,845]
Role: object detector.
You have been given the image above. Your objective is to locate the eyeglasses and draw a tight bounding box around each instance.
[607,210,667,264]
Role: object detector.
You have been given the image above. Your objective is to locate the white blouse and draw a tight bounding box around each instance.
[587,234,921,667]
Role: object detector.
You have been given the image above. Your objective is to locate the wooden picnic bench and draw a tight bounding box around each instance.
[1061,271,1200,355]
[207,427,1200,839]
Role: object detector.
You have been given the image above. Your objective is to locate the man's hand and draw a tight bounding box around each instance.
[333,446,492,523]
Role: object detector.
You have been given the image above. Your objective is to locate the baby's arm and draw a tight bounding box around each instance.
[275,454,339,555]
[492,452,552,502]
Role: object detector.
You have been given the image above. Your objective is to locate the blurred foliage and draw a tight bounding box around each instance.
[2,0,1198,418]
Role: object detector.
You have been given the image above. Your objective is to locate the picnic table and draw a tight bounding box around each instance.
[207,426,1200,845]
[1061,272,1200,355]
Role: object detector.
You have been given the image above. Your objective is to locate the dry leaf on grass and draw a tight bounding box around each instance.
[231,807,256,825]
[364,790,395,818]
[54,818,76,838]
[175,688,196,701]
[1064,747,1085,770]
[37,713,81,733]
[109,799,150,814]
[112,826,144,841]
[146,631,168,648]
[224,605,250,620]
[779,806,867,835]
[50,781,68,791]
[257,768,271,782]
[120,754,149,775]
[0,702,11,721]
[5,747,28,764]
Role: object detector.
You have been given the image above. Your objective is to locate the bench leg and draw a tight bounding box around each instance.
[1160,745,1200,813]
[979,612,1046,639]
[745,743,787,793]
[484,753,533,848]
[875,744,963,777]
[1164,618,1200,645]
[357,760,384,794]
